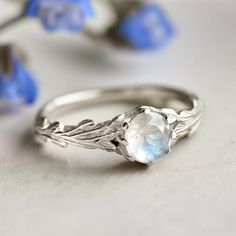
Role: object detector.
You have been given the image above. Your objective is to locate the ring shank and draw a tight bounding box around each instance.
[36,85,200,129]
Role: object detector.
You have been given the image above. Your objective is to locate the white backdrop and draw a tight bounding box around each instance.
[0,1,236,235]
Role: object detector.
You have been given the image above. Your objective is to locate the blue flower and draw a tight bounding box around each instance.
[25,0,94,32]
[118,4,174,49]
[0,58,38,106]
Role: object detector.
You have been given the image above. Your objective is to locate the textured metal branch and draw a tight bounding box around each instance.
[174,99,203,139]
[36,115,123,151]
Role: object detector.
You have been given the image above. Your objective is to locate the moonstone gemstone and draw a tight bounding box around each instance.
[125,111,171,164]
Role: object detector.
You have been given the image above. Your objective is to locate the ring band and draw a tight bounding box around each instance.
[35,85,203,164]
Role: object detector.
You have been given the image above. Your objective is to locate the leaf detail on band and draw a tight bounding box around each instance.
[174,99,203,138]
[37,117,121,151]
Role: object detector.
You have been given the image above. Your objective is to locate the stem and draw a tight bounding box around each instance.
[0,12,25,32]
[0,45,12,76]
[82,28,104,40]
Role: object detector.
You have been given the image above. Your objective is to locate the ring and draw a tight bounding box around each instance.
[35,85,203,164]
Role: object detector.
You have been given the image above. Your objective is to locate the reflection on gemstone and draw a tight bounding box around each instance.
[125,110,171,164]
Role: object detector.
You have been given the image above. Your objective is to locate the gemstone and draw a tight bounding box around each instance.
[125,110,171,164]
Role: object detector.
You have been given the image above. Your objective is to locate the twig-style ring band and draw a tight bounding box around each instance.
[35,85,203,164]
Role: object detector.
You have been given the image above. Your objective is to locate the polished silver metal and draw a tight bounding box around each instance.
[35,85,203,163]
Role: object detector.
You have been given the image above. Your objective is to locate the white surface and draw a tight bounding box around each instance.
[0,1,236,236]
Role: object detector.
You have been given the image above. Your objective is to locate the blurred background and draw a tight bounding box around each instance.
[0,0,236,235]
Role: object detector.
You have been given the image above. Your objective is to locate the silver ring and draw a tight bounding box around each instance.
[35,85,203,164]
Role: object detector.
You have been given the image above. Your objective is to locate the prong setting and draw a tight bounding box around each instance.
[118,106,173,164]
